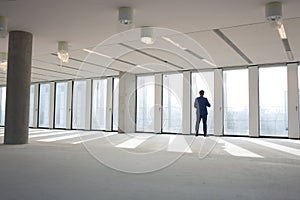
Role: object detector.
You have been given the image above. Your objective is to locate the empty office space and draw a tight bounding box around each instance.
[0,1,300,200]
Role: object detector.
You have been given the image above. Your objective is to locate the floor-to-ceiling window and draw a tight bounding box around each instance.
[91,79,107,130]
[72,80,87,129]
[162,73,183,133]
[259,66,288,137]
[112,77,119,131]
[136,75,155,132]
[38,83,51,128]
[55,82,68,128]
[29,85,35,127]
[298,65,300,129]
[191,72,214,134]
[223,69,249,135]
[0,86,6,126]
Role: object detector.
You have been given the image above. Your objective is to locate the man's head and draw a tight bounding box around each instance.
[199,90,204,96]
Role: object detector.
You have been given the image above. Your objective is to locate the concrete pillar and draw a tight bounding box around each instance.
[4,31,33,144]
[182,71,191,134]
[249,66,259,137]
[287,63,300,139]
[214,68,223,136]
[118,72,136,133]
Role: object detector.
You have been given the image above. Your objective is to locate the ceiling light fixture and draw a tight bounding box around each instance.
[57,41,69,63]
[265,1,287,39]
[0,52,8,72]
[118,7,133,25]
[140,27,154,45]
[0,16,8,38]
[162,36,187,50]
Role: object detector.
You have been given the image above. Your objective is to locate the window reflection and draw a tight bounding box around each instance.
[55,82,68,128]
[259,67,288,137]
[0,87,6,126]
[223,69,249,135]
[112,78,119,131]
[72,80,87,129]
[91,79,107,130]
[163,74,183,133]
[39,83,51,128]
[136,76,155,132]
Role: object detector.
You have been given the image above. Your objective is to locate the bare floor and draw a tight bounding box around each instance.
[0,128,300,200]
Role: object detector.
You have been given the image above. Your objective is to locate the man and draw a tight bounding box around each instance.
[194,90,211,137]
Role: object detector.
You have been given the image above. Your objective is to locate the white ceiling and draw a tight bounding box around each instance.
[0,0,300,84]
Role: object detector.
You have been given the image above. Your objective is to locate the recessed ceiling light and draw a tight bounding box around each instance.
[83,49,113,59]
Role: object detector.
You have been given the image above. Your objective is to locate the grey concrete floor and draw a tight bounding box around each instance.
[0,130,300,200]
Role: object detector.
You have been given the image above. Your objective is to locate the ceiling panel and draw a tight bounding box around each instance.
[188,31,248,67]
[221,22,287,65]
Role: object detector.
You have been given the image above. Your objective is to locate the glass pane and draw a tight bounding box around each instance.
[191,72,214,134]
[0,87,6,126]
[55,82,68,128]
[136,76,155,132]
[72,80,87,129]
[162,74,183,133]
[112,78,119,131]
[299,66,300,128]
[259,67,288,137]
[223,69,249,135]
[91,79,107,130]
[29,85,35,127]
[38,83,51,128]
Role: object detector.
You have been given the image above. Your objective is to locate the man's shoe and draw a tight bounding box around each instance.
[195,134,198,137]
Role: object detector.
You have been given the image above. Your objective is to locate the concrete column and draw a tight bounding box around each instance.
[182,71,191,134]
[118,72,136,133]
[214,68,223,136]
[106,77,113,131]
[287,63,300,139]
[154,74,162,133]
[4,31,33,144]
[249,66,259,137]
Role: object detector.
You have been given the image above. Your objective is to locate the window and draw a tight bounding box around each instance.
[136,76,155,132]
[55,82,68,128]
[29,85,35,127]
[259,67,288,137]
[191,72,214,134]
[38,83,51,128]
[112,78,119,131]
[162,74,183,133]
[91,79,107,130]
[72,80,88,129]
[223,69,249,135]
[0,87,6,126]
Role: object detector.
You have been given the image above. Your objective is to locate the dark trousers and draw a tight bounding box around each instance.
[195,114,207,136]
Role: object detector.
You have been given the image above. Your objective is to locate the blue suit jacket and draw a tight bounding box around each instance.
[194,96,211,116]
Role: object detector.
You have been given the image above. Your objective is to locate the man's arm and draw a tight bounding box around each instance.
[194,98,197,108]
[206,99,211,107]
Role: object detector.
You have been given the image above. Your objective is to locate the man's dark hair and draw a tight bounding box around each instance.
[199,90,204,96]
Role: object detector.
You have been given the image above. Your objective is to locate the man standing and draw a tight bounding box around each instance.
[194,90,211,137]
